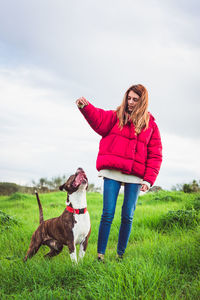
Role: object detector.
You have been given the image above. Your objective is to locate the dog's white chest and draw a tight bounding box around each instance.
[73,212,90,245]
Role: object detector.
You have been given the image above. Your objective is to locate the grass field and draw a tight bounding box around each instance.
[0,190,200,299]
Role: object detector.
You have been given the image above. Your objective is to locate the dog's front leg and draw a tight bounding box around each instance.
[68,242,77,263]
[70,249,77,263]
[78,230,90,261]
[78,242,85,261]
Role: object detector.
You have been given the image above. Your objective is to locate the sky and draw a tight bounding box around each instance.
[0,0,200,190]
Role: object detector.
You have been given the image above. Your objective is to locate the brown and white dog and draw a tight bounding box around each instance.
[24,168,91,263]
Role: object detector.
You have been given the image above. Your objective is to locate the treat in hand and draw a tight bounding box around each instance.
[76,97,89,109]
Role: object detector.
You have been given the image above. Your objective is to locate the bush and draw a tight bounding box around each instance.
[149,186,162,192]
[0,182,34,195]
[157,210,199,231]
[185,196,200,212]
[193,197,200,211]
[0,182,19,195]
[0,210,19,230]
[172,180,200,193]
[183,180,200,193]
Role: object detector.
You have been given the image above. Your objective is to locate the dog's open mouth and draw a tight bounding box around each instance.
[72,170,88,188]
[59,168,88,193]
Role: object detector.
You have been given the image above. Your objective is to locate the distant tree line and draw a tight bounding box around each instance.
[31,175,68,192]
[172,180,200,193]
[0,178,199,196]
[0,182,33,195]
[0,175,101,195]
[31,176,101,193]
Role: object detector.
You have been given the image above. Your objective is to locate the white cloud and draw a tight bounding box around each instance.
[0,68,99,183]
[156,132,200,189]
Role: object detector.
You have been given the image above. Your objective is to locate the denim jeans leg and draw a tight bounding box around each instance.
[97,178,121,254]
[117,183,141,255]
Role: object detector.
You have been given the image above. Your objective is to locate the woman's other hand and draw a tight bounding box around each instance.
[76,97,89,108]
[140,184,149,192]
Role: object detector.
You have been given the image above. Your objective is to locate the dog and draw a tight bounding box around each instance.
[24,168,91,263]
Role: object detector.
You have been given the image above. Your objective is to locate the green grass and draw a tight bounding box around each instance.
[0,190,200,299]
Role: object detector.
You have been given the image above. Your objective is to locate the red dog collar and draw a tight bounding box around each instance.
[66,206,87,214]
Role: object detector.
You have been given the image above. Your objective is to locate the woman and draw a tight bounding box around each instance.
[76,84,162,261]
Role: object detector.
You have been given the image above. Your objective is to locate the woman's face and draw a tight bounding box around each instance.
[127,90,139,113]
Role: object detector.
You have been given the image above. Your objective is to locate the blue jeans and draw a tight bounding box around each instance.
[97,178,141,256]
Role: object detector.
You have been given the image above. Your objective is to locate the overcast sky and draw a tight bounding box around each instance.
[0,0,200,190]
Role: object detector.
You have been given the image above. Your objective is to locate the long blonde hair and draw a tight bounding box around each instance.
[116,84,150,134]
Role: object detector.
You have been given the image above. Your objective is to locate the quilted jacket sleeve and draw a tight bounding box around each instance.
[78,102,117,136]
[143,123,162,186]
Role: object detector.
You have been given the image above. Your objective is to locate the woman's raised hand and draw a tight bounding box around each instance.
[76,97,89,108]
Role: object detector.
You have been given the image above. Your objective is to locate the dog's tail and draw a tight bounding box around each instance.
[35,190,44,224]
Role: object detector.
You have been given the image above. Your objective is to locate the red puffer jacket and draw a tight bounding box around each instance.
[79,102,162,186]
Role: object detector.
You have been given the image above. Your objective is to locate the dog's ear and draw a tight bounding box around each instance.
[59,184,64,191]
[59,175,77,194]
[59,183,70,192]
[59,175,74,191]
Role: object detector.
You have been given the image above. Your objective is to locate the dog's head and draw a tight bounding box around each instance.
[59,168,88,194]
